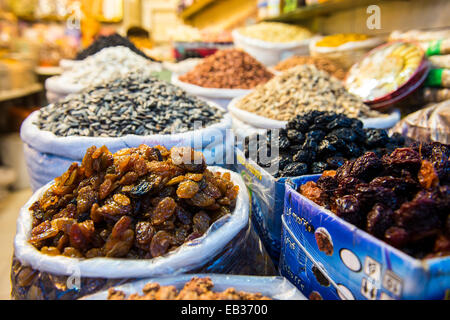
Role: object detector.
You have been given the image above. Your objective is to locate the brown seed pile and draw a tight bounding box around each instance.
[108,277,271,300]
[274,55,347,80]
[236,64,383,121]
[28,144,239,259]
[179,49,274,89]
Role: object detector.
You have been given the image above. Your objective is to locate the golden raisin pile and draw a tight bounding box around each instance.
[28,145,239,259]
[108,277,271,300]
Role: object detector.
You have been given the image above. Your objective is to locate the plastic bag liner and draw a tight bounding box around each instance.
[232,30,319,67]
[45,76,84,96]
[228,96,402,130]
[171,73,252,110]
[11,167,276,300]
[81,274,305,300]
[234,148,321,265]
[20,105,233,191]
[390,100,450,144]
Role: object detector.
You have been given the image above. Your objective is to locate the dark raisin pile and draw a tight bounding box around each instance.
[29,145,239,259]
[243,111,405,177]
[299,142,450,259]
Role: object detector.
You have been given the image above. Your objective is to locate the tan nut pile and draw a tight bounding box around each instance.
[274,56,346,80]
[235,65,383,121]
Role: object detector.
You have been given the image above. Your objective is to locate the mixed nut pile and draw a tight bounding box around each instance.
[274,56,346,80]
[108,277,271,300]
[36,73,224,137]
[28,145,239,259]
[243,111,405,177]
[59,46,161,88]
[179,49,273,89]
[300,142,450,259]
[236,65,383,121]
[75,33,153,61]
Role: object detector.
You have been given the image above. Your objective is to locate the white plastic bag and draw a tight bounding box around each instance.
[82,274,306,300]
[171,73,252,110]
[11,167,275,299]
[228,96,402,130]
[232,30,319,67]
[21,105,233,191]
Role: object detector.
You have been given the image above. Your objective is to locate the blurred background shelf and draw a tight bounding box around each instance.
[0,83,43,103]
[265,0,401,23]
[179,0,216,20]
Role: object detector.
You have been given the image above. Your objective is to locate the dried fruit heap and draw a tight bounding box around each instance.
[179,49,273,89]
[300,142,450,259]
[28,145,239,259]
[108,277,271,300]
[243,110,405,177]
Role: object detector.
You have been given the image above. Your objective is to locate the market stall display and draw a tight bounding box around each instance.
[12,148,274,299]
[232,22,316,66]
[274,55,346,80]
[345,41,429,110]
[279,142,450,300]
[173,49,274,108]
[83,274,305,300]
[22,72,231,191]
[235,111,405,262]
[45,46,162,103]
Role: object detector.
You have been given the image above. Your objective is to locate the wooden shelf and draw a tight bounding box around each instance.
[179,0,216,20]
[265,0,398,23]
[0,83,43,103]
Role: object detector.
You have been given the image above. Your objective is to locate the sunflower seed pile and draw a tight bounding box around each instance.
[35,73,225,137]
[236,64,383,121]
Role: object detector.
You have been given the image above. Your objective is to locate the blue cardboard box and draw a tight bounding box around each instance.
[280,177,450,300]
[234,148,322,263]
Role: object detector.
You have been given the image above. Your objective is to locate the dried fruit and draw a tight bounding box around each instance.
[29,145,238,259]
[300,143,450,259]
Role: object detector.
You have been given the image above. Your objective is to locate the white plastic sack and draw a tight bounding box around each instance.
[45,75,84,96]
[228,96,401,130]
[21,105,233,190]
[171,73,252,110]
[232,29,319,67]
[82,274,306,300]
[14,167,248,278]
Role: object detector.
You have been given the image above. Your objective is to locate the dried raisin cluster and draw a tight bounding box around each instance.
[243,110,405,177]
[29,145,239,259]
[299,142,450,259]
[108,277,271,300]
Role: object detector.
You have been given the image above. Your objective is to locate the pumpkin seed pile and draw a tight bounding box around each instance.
[35,73,225,137]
